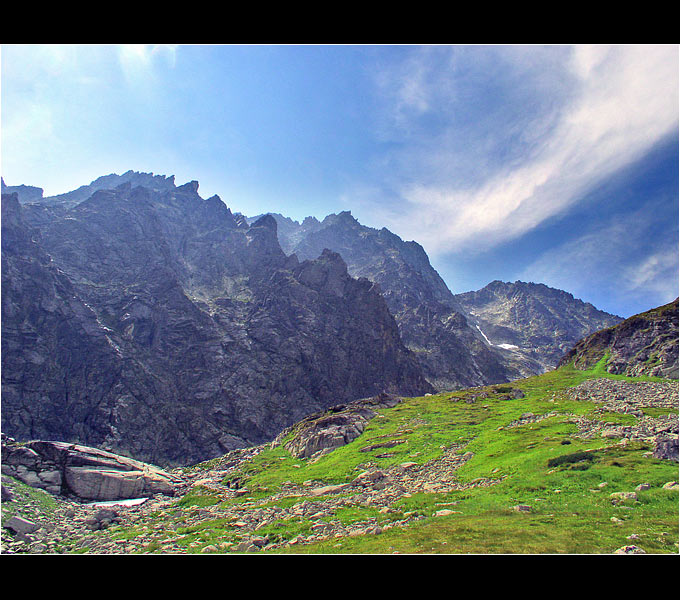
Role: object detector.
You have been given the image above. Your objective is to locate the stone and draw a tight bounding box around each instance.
[662,481,678,490]
[4,515,40,534]
[1,484,15,502]
[512,505,532,513]
[399,462,419,470]
[279,393,405,460]
[654,436,679,461]
[614,545,646,554]
[610,492,638,502]
[38,470,62,486]
[310,484,351,496]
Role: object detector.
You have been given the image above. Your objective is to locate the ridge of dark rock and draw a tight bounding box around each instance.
[559,298,679,378]
[270,212,590,389]
[2,179,432,467]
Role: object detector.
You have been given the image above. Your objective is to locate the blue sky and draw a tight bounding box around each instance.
[2,44,678,318]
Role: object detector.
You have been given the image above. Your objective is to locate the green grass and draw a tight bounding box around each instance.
[1,476,59,520]
[114,354,679,554]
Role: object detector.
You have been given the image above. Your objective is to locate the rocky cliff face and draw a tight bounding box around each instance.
[2,174,432,467]
[453,280,624,374]
[1,178,44,204]
[559,298,678,378]
[267,211,519,390]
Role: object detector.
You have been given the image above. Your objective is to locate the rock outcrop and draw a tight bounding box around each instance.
[559,298,678,379]
[2,173,432,467]
[273,392,404,459]
[1,435,180,501]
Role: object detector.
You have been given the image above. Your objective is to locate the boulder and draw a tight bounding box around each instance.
[610,491,638,502]
[614,545,646,554]
[4,515,39,535]
[277,392,404,459]
[1,436,179,501]
[653,436,678,461]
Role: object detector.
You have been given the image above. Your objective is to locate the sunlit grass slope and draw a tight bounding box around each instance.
[187,356,677,554]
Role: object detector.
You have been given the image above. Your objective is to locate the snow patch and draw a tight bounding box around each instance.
[85,497,149,507]
[475,325,519,351]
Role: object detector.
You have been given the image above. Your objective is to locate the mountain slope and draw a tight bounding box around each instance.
[264,211,519,390]
[454,280,624,373]
[3,351,677,554]
[263,211,623,387]
[2,174,432,466]
[559,298,678,378]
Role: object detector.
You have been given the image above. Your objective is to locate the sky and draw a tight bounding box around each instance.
[1,43,678,318]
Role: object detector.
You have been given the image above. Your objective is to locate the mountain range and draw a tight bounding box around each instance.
[0,172,643,467]
[254,211,623,388]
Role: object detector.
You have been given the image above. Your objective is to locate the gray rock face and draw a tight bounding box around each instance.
[654,436,679,461]
[266,211,518,390]
[1,436,180,501]
[2,174,432,466]
[4,515,40,535]
[454,280,624,374]
[267,213,624,388]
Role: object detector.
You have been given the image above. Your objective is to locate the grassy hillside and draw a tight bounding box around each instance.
[2,355,677,554]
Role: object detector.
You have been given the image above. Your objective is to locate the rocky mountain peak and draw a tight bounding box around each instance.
[2,175,432,466]
[250,213,278,233]
[176,180,200,194]
[453,280,624,374]
[322,210,360,228]
[302,216,321,227]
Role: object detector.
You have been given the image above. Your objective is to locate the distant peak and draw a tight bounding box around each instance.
[177,180,199,194]
[323,210,359,227]
[250,213,278,232]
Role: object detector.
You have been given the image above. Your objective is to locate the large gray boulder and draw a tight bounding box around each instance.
[654,436,679,461]
[274,392,403,459]
[1,436,180,501]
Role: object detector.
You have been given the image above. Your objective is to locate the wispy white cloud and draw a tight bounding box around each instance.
[367,45,679,257]
[519,208,678,315]
[117,44,178,91]
[623,249,679,299]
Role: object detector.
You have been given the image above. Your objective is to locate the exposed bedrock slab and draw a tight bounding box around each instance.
[1,435,180,501]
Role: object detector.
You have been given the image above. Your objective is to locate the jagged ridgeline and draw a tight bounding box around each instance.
[1,173,432,467]
[255,212,624,388]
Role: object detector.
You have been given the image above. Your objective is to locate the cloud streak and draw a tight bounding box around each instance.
[519,204,678,315]
[369,45,679,257]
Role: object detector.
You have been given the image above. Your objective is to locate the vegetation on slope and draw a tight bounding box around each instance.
[2,356,677,555]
